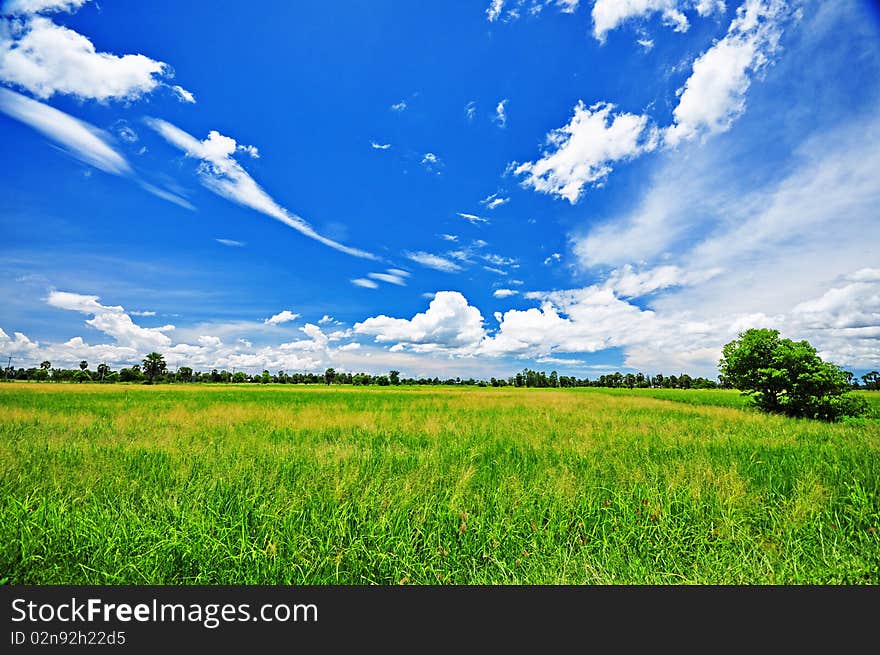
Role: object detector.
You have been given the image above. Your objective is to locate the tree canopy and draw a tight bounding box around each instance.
[719,328,867,422]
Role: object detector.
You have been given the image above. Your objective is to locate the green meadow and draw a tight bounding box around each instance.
[1,383,878,584]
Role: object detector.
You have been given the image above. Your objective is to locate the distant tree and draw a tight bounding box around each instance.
[79,360,88,371]
[177,366,193,383]
[324,368,336,385]
[74,369,91,383]
[142,352,167,384]
[861,371,880,391]
[389,370,400,385]
[96,363,110,382]
[719,328,867,422]
[40,360,51,370]
[231,371,248,383]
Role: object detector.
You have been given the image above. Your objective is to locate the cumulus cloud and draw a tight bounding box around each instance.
[171,84,196,104]
[513,101,658,203]
[665,0,791,146]
[145,118,377,260]
[264,310,300,326]
[493,288,518,298]
[355,291,486,353]
[591,0,725,42]
[3,0,90,14]
[404,251,463,273]
[46,290,174,353]
[0,16,191,103]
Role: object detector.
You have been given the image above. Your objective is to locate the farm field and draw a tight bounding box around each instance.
[1,383,878,585]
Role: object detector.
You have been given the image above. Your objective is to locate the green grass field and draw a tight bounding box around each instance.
[2,383,878,584]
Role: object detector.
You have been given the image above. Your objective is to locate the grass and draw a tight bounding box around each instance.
[1,383,878,584]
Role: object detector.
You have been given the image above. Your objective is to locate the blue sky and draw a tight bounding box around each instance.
[1,0,879,379]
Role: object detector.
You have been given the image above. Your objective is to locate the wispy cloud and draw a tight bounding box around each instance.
[493,98,508,128]
[352,278,379,289]
[421,152,443,173]
[370,141,391,150]
[368,271,408,286]
[0,88,130,174]
[145,118,378,260]
[405,251,463,273]
[457,212,488,224]
[480,192,509,210]
[215,238,245,247]
[390,100,407,112]
[465,100,476,121]
[0,88,192,208]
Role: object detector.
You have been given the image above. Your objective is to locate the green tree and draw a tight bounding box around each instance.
[177,366,193,383]
[324,368,336,385]
[719,328,867,422]
[389,370,400,385]
[142,352,167,384]
[96,363,110,382]
[79,360,88,371]
[40,360,51,370]
[861,371,880,391]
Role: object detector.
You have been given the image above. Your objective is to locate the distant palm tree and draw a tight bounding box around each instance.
[79,360,88,371]
[40,360,51,370]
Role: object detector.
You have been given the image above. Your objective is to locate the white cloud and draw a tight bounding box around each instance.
[483,266,508,276]
[368,271,407,286]
[215,238,245,247]
[421,152,443,172]
[604,264,722,298]
[483,253,517,267]
[46,290,174,353]
[556,0,580,14]
[465,100,476,121]
[591,0,725,42]
[370,141,391,150]
[493,288,518,298]
[457,212,488,224]
[264,310,300,326]
[486,0,505,22]
[3,0,89,14]
[0,87,130,175]
[0,16,185,102]
[513,101,658,203]
[665,0,790,146]
[130,310,156,317]
[145,118,377,260]
[352,278,379,289]
[404,251,463,273]
[116,124,138,142]
[355,291,486,353]
[236,143,259,158]
[480,192,509,209]
[171,84,196,104]
[637,38,655,51]
[390,100,407,112]
[544,253,561,265]
[439,234,459,242]
[494,98,508,128]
